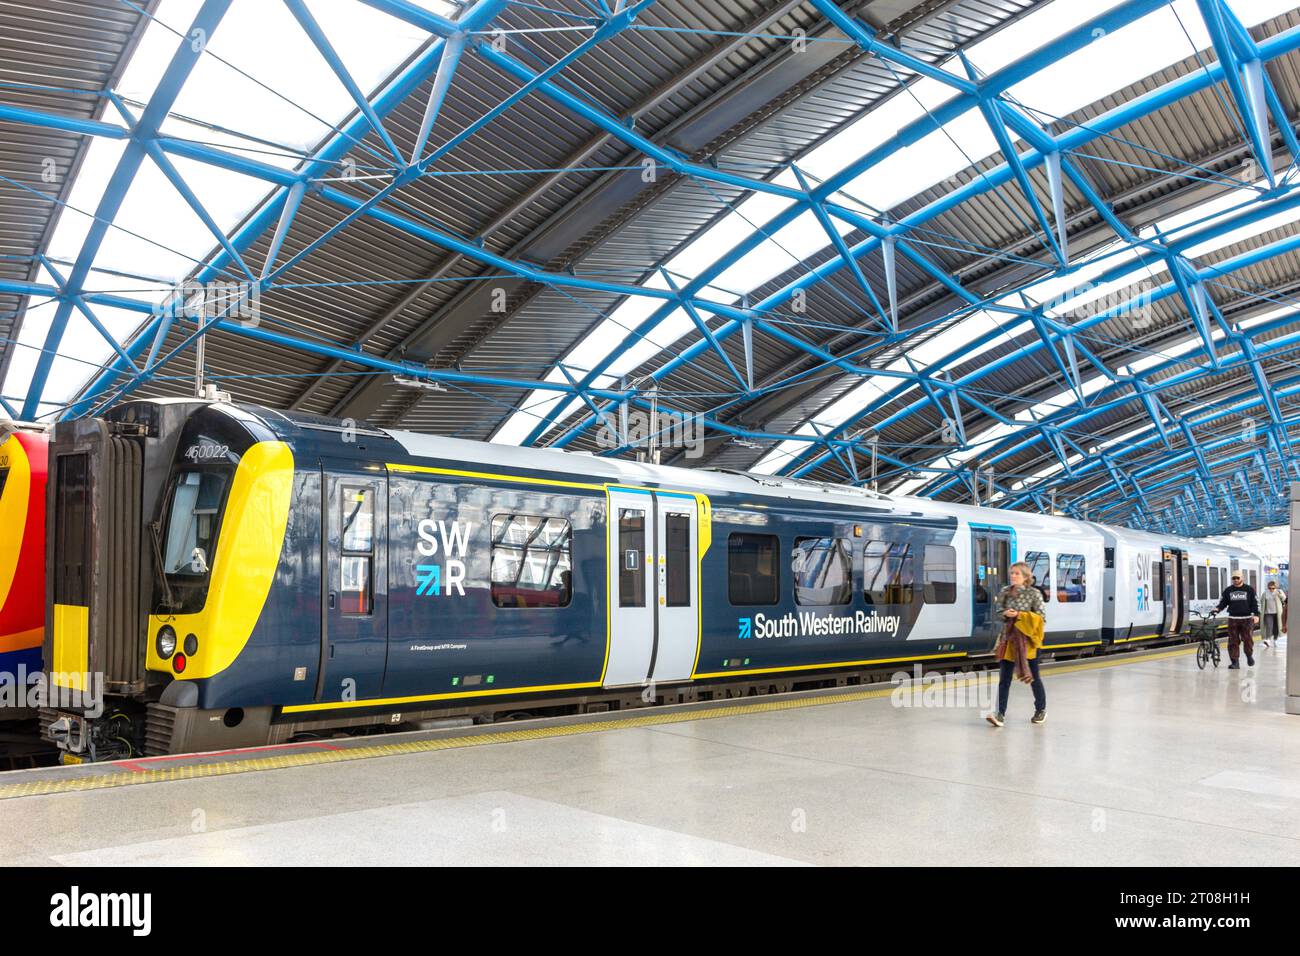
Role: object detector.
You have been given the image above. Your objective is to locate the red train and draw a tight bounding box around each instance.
[0,426,47,680]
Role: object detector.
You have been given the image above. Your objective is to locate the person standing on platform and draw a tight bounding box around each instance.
[986,561,1047,727]
[1260,580,1286,647]
[1215,572,1259,669]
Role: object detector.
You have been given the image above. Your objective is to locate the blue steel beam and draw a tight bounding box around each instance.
[1197,0,1276,188]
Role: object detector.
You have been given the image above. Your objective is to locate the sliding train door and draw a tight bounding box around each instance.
[971,527,1013,651]
[603,488,700,687]
[1161,547,1186,637]
[317,463,388,703]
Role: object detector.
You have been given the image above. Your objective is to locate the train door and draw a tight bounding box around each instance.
[1161,547,1186,636]
[603,489,700,687]
[317,464,388,702]
[971,527,1013,650]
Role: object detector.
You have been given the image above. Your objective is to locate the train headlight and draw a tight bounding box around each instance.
[183,633,198,656]
[156,626,177,659]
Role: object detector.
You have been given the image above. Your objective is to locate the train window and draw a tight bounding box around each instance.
[619,510,647,607]
[53,453,90,606]
[490,514,572,609]
[1023,551,1051,601]
[1250,570,1258,590]
[1195,565,1207,599]
[1152,562,1164,603]
[665,513,691,608]
[1209,567,1221,596]
[792,537,852,606]
[163,470,229,578]
[342,487,374,552]
[339,485,375,615]
[1056,553,1086,602]
[922,544,957,604]
[728,533,780,605]
[864,540,914,605]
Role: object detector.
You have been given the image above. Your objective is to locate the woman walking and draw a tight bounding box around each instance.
[1260,580,1286,647]
[986,561,1048,727]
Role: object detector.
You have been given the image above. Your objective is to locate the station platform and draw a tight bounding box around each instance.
[0,640,1295,866]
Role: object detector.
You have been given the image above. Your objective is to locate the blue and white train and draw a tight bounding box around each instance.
[36,399,1261,760]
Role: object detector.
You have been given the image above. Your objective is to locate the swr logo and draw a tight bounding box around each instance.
[738,617,752,640]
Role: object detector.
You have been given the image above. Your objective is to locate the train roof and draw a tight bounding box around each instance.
[138,401,1279,553]
[1086,520,1260,561]
[890,494,1104,541]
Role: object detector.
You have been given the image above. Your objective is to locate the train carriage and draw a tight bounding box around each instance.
[1183,539,1263,621]
[899,497,1106,651]
[41,400,978,758]
[1089,524,1190,645]
[33,399,1267,761]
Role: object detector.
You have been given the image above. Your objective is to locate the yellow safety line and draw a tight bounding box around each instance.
[0,645,1196,801]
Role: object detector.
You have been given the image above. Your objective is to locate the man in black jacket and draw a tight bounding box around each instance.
[1215,572,1259,669]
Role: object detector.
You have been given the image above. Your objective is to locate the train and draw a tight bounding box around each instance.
[25,398,1261,762]
[0,423,48,683]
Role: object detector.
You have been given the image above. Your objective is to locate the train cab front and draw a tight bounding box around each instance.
[41,399,293,761]
[142,404,295,755]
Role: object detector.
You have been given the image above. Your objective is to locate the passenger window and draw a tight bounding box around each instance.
[1152,562,1164,602]
[618,509,646,608]
[1056,553,1086,603]
[339,485,374,615]
[490,514,572,609]
[923,544,957,604]
[728,533,779,605]
[792,537,852,606]
[1023,550,1051,601]
[1209,567,1221,595]
[1195,565,1207,599]
[665,513,691,608]
[864,540,913,605]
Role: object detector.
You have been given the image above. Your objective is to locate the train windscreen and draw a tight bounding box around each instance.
[160,467,231,612]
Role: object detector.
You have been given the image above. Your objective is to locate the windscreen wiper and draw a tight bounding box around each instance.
[149,520,177,613]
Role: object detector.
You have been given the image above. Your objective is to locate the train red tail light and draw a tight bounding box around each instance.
[173,654,187,674]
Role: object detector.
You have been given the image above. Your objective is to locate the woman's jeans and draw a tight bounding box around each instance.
[998,657,1046,715]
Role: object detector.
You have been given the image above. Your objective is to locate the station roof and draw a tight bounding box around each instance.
[2,0,1299,536]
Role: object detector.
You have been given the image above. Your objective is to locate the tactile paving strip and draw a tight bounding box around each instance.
[0,645,1196,800]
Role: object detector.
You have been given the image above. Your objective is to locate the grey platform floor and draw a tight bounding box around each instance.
[1,641,1297,866]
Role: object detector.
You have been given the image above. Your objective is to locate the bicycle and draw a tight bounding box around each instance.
[1190,610,1222,669]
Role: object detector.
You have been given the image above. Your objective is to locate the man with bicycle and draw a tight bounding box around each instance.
[1215,572,1260,669]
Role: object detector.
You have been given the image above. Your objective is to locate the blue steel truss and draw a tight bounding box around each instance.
[0,0,1297,537]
